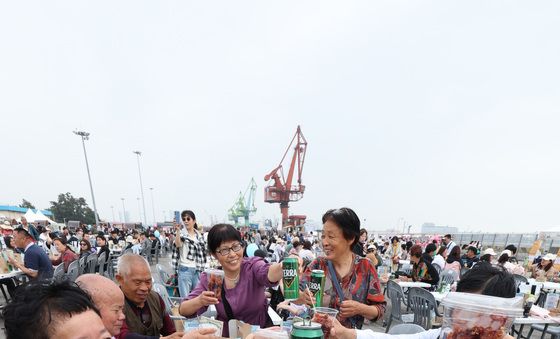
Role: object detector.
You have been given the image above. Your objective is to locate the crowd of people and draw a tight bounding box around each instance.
[0,207,554,339]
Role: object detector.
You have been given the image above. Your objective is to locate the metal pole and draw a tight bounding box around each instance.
[137,197,142,223]
[133,151,147,226]
[110,206,115,222]
[121,198,126,223]
[73,131,100,228]
[149,187,156,225]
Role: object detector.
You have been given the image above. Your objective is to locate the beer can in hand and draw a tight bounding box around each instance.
[283,257,299,300]
[308,269,325,306]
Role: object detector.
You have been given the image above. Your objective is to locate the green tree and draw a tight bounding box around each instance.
[49,192,96,224]
[19,199,36,209]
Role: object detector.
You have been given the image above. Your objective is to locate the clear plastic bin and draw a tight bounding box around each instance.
[440,292,523,339]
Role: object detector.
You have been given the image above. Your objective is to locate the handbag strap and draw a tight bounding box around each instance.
[326,260,358,328]
[221,286,235,321]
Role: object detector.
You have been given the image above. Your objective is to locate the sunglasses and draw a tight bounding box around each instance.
[80,243,88,246]
[182,217,192,221]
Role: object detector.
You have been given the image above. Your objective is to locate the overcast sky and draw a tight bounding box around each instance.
[1,1,559,233]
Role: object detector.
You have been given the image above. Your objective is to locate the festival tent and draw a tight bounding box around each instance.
[23,209,38,222]
[34,210,64,230]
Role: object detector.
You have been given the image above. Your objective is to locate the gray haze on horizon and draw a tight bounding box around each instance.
[1,1,560,233]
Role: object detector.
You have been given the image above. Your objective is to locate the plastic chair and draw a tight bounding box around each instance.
[152,282,190,322]
[388,323,425,335]
[77,256,87,275]
[407,287,442,330]
[513,274,528,288]
[154,242,162,264]
[527,324,560,339]
[156,264,179,296]
[438,269,458,289]
[96,253,107,275]
[86,253,98,274]
[385,280,413,332]
[66,260,80,282]
[52,264,65,282]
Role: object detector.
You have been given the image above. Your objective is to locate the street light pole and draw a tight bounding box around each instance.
[136,197,142,223]
[133,151,147,226]
[149,187,156,225]
[110,206,115,222]
[73,130,100,228]
[121,198,126,223]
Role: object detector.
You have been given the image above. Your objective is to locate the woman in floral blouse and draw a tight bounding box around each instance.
[404,244,440,289]
[300,207,386,329]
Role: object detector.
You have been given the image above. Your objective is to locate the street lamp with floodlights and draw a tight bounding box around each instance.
[73,130,100,228]
[133,151,147,226]
[121,198,126,223]
[149,187,156,225]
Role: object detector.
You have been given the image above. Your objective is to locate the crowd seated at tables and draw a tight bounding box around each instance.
[4,212,560,339]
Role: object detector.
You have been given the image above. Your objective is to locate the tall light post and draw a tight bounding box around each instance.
[73,130,100,228]
[133,151,147,226]
[121,198,126,223]
[136,197,142,223]
[149,187,156,225]
[110,206,115,222]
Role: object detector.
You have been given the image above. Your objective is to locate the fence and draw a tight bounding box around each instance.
[451,232,560,257]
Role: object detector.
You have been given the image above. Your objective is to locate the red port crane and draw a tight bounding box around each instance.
[264,125,308,229]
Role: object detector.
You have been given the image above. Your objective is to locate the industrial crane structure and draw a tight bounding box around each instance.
[264,125,308,230]
[228,178,257,227]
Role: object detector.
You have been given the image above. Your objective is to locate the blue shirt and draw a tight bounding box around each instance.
[24,243,54,280]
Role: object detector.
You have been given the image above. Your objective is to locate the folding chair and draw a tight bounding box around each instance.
[407,287,442,330]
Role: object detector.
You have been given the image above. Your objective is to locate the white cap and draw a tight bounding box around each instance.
[482,248,497,256]
[500,250,513,257]
[543,253,557,261]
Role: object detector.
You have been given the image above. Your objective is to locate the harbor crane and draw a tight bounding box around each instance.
[264,125,308,229]
[228,178,257,227]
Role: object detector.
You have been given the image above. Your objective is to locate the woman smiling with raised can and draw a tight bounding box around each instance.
[301,208,386,329]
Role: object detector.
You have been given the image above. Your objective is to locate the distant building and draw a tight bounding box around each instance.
[421,222,458,234]
[0,205,54,221]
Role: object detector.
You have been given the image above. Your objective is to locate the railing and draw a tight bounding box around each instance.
[451,232,560,257]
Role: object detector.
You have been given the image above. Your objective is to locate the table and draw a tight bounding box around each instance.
[0,270,24,304]
[542,282,560,291]
[0,270,24,280]
[512,316,560,339]
[431,291,448,302]
[398,281,431,288]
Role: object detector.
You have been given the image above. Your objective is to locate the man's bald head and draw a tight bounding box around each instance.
[77,274,121,304]
[76,274,126,336]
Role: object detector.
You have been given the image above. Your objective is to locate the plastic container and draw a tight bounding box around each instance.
[311,307,338,339]
[440,292,523,339]
[206,269,225,301]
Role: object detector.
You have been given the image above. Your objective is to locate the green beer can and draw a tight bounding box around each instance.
[291,320,323,339]
[283,257,299,300]
[308,270,325,306]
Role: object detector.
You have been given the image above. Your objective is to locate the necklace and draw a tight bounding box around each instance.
[225,272,240,284]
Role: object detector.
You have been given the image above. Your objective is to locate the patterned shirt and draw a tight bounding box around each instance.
[172,229,207,275]
[411,258,439,287]
[303,254,386,329]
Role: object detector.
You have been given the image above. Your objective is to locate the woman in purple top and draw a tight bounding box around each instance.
[179,224,283,336]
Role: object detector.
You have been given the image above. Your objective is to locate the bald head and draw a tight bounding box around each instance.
[76,274,125,336]
[76,274,122,304]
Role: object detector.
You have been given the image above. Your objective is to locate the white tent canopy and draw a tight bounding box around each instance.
[23,209,38,222]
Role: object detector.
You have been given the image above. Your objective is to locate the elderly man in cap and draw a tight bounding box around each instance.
[8,227,53,281]
[19,216,39,241]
